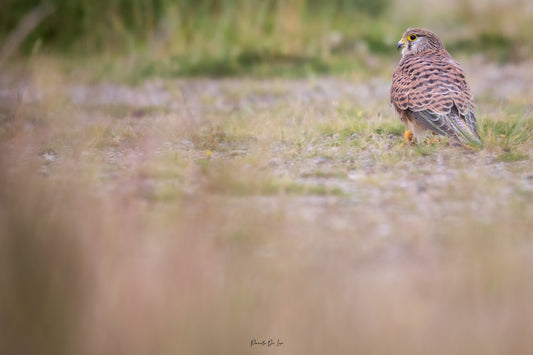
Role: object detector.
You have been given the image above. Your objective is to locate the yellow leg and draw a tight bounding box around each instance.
[404,130,414,145]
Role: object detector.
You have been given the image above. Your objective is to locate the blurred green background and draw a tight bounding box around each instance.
[1,0,532,78]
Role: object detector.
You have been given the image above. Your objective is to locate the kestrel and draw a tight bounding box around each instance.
[390,28,480,145]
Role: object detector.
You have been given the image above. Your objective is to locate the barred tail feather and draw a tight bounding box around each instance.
[409,106,482,148]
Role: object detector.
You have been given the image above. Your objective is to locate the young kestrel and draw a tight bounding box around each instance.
[390,28,480,145]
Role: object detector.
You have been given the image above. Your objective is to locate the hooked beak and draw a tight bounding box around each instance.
[397,38,406,51]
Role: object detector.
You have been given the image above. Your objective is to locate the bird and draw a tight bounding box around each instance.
[390,28,480,145]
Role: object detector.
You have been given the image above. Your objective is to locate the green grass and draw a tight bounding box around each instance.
[497,151,529,163]
[3,0,533,79]
[480,110,533,151]
[140,52,333,78]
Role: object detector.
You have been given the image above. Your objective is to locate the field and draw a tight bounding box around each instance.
[1,1,533,354]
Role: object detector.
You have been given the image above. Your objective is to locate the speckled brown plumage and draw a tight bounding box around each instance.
[391,28,480,144]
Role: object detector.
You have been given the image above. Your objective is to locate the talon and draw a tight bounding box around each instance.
[404,130,414,144]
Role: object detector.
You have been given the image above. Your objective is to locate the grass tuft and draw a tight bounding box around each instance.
[480,110,533,151]
[497,151,529,163]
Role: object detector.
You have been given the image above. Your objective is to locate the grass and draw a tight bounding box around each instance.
[480,110,533,151]
[497,151,529,162]
[4,0,533,80]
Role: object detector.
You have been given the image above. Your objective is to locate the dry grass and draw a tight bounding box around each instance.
[2,49,533,355]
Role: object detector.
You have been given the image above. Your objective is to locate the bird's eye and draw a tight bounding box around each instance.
[408,34,417,41]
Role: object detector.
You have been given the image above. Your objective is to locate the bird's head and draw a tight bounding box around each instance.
[397,28,446,57]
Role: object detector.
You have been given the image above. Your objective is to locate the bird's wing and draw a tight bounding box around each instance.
[407,109,455,136]
[463,111,479,138]
[409,106,480,144]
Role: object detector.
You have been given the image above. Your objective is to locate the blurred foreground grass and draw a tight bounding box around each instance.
[2,1,533,354]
